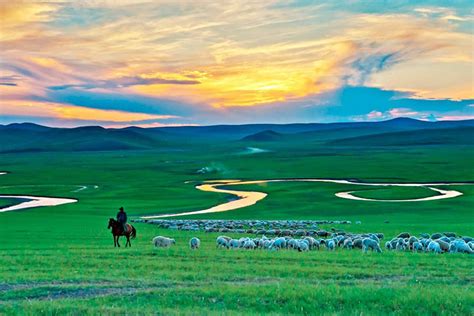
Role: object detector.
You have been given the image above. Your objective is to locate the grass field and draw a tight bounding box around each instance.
[0,141,473,314]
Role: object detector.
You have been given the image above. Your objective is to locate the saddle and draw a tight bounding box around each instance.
[122,223,132,234]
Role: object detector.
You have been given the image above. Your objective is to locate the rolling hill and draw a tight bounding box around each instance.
[327,126,474,146]
[241,130,284,142]
[0,124,164,153]
[1,118,473,153]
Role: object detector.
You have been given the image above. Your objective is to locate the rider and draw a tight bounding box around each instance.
[116,207,128,233]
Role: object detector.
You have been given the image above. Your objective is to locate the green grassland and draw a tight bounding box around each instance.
[0,138,473,314]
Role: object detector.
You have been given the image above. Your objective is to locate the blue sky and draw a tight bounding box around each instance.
[0,1,472,127]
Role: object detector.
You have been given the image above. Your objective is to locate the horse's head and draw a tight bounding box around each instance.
[108,218,115,229]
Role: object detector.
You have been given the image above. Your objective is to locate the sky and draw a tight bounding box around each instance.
[0,0,473,127]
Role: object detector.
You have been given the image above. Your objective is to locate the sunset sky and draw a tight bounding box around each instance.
[1,1,473,127]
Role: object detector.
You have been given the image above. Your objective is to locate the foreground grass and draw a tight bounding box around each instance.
[1,227,473,315]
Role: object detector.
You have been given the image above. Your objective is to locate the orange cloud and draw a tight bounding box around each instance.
[2,100,177,122]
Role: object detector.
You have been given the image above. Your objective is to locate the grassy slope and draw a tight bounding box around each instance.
[328,127,474,146]
[0,141,473,314]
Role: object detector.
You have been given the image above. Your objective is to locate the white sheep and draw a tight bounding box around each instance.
[303,237,317,249]
[216,236,230,248]
[343,238,353,249]
[312,239,321,250]
[412,241,424,252]
[287,238,298,249]
[272,237,287,250]
[326,239,336,251]
[362,238,382,253]
[297,240,309,252]
[189,237,200,249]
[152,236,176,248]
[395,238,407,251]
[369,234,380,243]
[468,241,474,251]
[229,239,240,249]
[427,241,442,254]
[243,240,256,250]
[263,239,273,250]
[449,240,474,254]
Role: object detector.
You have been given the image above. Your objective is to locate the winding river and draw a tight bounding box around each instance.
[0,171,470,216]
[0,172,78,213]
[141,179,469,219]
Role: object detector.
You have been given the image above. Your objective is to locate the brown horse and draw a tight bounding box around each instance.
[108,218,137,247]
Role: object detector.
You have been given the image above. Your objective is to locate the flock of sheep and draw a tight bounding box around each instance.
[385,232,474,254]
[134,219,354,236]
[152,231,474,255]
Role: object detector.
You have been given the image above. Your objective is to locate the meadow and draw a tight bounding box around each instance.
[0,139,473,315]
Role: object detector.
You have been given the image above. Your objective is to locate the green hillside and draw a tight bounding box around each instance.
[328,127,474,146]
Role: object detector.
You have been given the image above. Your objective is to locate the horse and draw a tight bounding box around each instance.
[108,218,137,247]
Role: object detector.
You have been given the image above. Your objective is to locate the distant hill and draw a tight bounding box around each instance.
[1,118,473,152]
[327,127,474,147]
[0,124,164,153]
[241,130,284,142]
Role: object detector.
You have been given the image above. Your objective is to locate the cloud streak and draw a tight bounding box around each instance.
[0,1,472,126]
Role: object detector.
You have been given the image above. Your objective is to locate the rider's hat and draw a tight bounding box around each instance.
[119,207,124,211]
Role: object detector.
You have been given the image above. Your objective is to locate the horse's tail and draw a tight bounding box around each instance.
[130,226,137,239]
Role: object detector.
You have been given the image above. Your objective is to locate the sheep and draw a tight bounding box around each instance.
[352,238,363,249]
[326,239,336,251]
[386,238,397,250]
[443,232,456,238]
[153,236,176,248]
[335,235,345,247]
[272,237,287,250]
[263,239,273,250]
[385,241,392,250]
[287,238,298,249]
[343,238,353,249]
[297,240,309,252]
[420,238,431,249]
[449,240,474,254]
[243,240,256,250]
[435,239,450,252]
[369,234,380,243]
[431,233,443,240]
[228,239,240,249]
[408,236,419,250]
[437,236,451,243]
[312,239,321,250]
[303,236,316,249]
[468,241,474,251]
[397,232,410,239]
[362,238,382,253]
[427,241,442,254]
[189,237,200,249]
[238,237,249,247]
[216,236,230,248]
[412,241,424,252]
[396,238,407,251]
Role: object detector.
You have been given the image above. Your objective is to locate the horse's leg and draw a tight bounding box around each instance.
[117,236,121,247]
[113,235,117,247]
[126,235,131,247]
